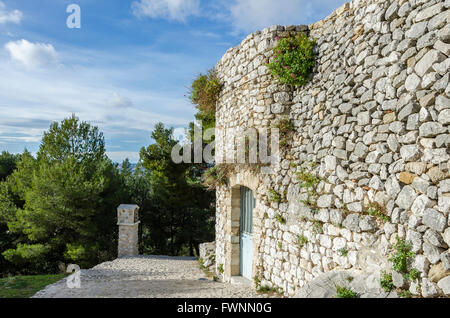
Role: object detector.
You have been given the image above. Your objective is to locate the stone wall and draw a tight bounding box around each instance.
[199,242,216,273]
[213,0,450,297]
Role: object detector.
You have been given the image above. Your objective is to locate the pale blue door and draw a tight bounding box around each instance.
[240,187,255,280]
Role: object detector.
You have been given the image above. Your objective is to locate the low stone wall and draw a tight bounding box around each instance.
[199,242,216,274]
[214,0,450,297]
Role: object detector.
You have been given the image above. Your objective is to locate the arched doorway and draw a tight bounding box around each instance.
[240,186,255,280]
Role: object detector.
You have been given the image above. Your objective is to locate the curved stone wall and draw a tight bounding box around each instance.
[214,0,450,297]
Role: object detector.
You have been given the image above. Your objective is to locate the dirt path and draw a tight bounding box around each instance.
[33,256,268,298]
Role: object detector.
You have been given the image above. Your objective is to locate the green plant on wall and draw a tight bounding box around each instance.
[269,189,286,203]
[267,34,316,86]
[203,164,232,190]
[389,237,420,281]
[297,168,320,208]
[338,247,348,257]
[366,202,390,222]
[275,213,286,225]
[190,69,222,117]
[297,235,308,249]
[335,286,358,298]
[273,117,295,150]
[313,221,323,235]
[379,271,394,292]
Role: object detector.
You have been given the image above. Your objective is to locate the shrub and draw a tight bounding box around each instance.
[273,118,295,149]
[203,164,232,190]
[336,286,358,298]
[408,268,420,281]
[190,70,222,116]
[389,237,415,274]
[268,34,316,86]
[380,271,394,292]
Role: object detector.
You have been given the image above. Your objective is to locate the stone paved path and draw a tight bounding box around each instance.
[33,256,267,298]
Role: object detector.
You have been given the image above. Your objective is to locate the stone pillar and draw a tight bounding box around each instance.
[117,204,140,258]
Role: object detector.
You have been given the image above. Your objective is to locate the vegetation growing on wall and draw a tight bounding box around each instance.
[296,167,321,208]
[335,286,358,298]
[297,235,308,249]
[273,117,295,151]
[268,189,286,203]
[366,202,390,223]
[268,34,316,87]
[379,271,394,292]
[203,164,232,190]
[389,237,420,282]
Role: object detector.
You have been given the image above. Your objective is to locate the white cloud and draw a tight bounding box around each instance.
[107,92,133,108]
[5,39,58,68]
[0,1,22,24]
[227,0,344,33]
[132,0,200,22]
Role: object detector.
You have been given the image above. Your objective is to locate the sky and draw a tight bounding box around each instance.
[0,0,346,163]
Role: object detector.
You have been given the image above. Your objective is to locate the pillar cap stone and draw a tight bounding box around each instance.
[117,204,140,212]
[117,204,140,225]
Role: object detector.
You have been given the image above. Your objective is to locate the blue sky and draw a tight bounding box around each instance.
[0,0,345,163]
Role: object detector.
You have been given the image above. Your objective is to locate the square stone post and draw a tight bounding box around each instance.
[117,204,140,258]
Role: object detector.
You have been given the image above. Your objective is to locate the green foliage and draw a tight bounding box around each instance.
[338,248,348,257]
[274,214,286,225]
[257,285,283,295]
[297,235,308,249]
[335,286,358,298]
[277,241,282,249]
[398,290,413,298]
[0,274,66,298]
[313,221,323,235]
[190,69,222,116]
[297,169,320,189]
[268,34,316,86]
[139,123,215,257]
[2,244,49,267]
[269,189,286,203]
[389,237,415,274]
[273,118,295,150]
[0,115,124,275]
[366,203,390,222]
[254,275,261,287]
[379,271,394,292]
[203,164,231,190]
[0,151,20,181]
[218,264,224,275]
[408,268,420,281]
[297,168,320,208]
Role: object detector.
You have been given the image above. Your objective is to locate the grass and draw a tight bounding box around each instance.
[0,274,66,298]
